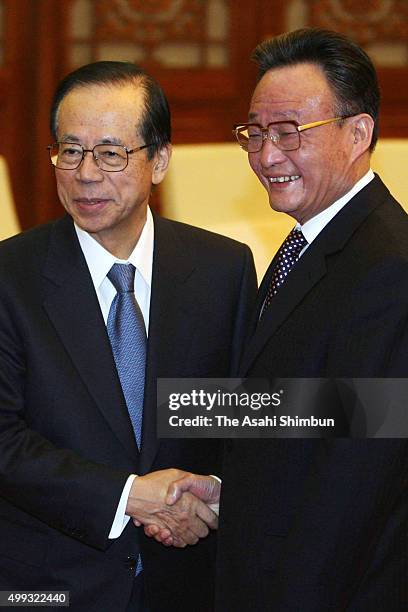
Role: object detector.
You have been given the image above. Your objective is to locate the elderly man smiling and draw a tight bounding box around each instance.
[152,28,408,612]
[0,61,256,611]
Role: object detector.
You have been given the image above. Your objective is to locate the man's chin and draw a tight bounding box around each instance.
[268,198,301,219]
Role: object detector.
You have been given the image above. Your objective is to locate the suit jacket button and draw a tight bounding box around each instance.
[70,528,84,539]
[125,556,136,570]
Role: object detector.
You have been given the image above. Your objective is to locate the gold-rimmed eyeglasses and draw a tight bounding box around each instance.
[233,117,352,153]
[47,142,153,172]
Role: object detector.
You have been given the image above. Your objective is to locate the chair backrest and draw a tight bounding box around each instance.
[161,143,293,279]
[371,139,408,209]
[161,140,408,278]
[0,155,21,239]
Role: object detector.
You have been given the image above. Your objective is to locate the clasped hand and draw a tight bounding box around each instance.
[126,469,220,548]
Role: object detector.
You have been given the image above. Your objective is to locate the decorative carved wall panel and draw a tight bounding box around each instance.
[286,0,408,67]
[68,0,229,69]
[311,0,408,67]
[281,0,408,139]
[0,0,407,228]
[65,0,258,148]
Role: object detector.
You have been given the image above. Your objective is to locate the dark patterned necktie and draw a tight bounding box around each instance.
[107,263,146,449]
[261,228,307,316]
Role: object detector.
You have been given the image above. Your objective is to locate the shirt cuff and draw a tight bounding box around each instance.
[209,474,221,516]
[108,474,137,539]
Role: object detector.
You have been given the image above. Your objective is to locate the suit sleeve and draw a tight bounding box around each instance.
[230,244,258,376]
[0,292,130,551]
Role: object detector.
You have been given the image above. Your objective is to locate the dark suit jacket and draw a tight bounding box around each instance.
[0,213,257,612]
[217,175,408,611]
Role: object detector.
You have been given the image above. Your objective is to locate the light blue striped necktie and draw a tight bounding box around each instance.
[107,263,146,449]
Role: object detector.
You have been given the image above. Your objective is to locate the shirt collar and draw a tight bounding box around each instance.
[299,169,375,245]
[74,207,154,291]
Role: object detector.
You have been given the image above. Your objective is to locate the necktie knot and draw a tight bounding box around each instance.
[108,263,135,294]
[281,228,307,259]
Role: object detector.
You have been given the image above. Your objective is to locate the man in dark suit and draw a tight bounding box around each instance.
[159,29,408,611]
[0,62,257,611]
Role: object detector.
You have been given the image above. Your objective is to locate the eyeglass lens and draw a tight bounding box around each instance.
[49,143,128,171]
[237,123,300,152]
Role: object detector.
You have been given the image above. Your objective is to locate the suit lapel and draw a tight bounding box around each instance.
[240,246,327,374]
[42,217,139,462]
[240,175,391,375]
[140,215,198,473]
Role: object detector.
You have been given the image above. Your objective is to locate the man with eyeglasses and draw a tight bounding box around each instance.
[154,28,408,611]
[0,61,257,611]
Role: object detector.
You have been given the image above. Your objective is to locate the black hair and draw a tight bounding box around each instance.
[50,61,171,159]
[252,28,380,150]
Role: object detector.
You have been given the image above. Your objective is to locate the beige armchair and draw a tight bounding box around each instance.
[0,155,20,239]
[161,143,292,279]
[161,140,408,278]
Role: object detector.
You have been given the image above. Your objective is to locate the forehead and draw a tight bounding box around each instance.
[249,63,335,122]
[56,83,145,139]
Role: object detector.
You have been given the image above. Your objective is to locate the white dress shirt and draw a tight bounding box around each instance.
[297,169,375,252]
[75,207,154,538]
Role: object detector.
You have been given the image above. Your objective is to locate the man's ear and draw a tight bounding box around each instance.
[152,144,172,185]
[350,114,374,160]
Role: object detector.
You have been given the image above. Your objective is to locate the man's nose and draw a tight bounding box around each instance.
[259,136,287,167]
[75,151,104,181]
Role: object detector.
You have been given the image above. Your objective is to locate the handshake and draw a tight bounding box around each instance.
[125,470,221,548]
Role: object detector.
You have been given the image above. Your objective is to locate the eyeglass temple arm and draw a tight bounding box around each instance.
[297,117,345,132]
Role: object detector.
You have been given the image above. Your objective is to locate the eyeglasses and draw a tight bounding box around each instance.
[47,142,153,172]
[233,117,351,153]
